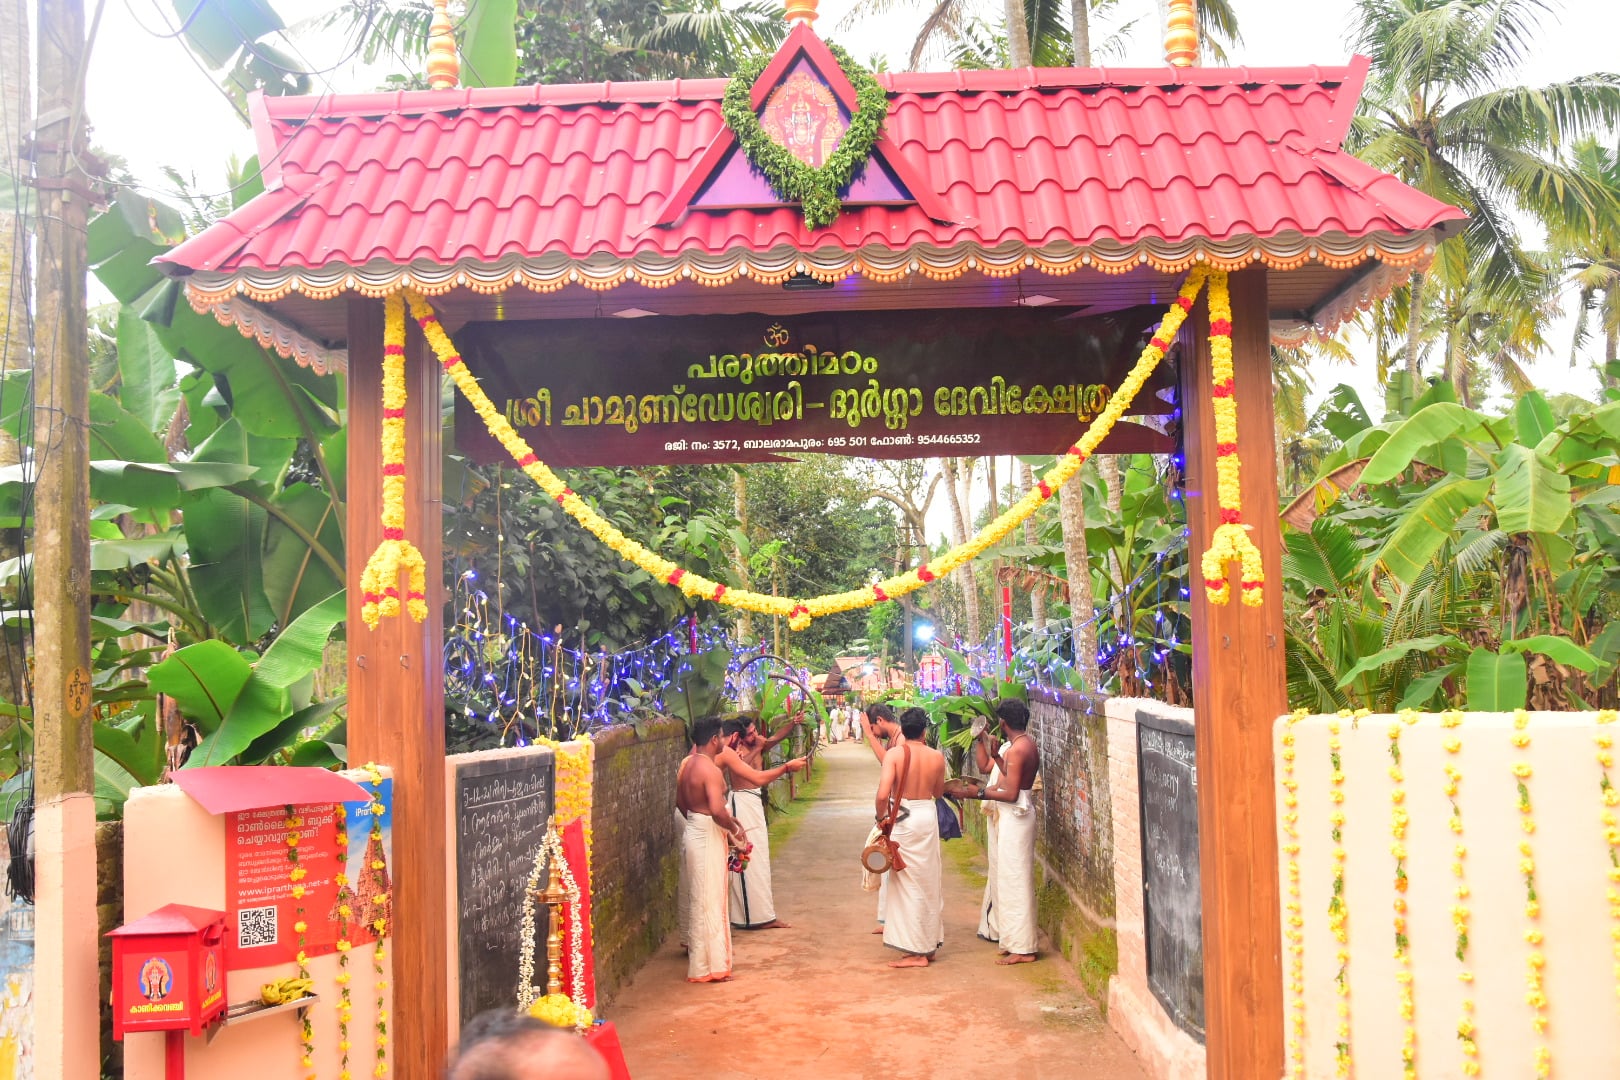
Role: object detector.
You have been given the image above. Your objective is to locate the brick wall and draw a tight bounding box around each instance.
[588,717,687,1001]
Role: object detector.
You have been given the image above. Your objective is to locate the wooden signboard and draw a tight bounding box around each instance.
[453,305,1176,465]
[1136,708,1204,1040]
[452,751,556,1028]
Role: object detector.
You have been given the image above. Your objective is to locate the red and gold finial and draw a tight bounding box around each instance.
[426,0,459,90]
[784,0,818,26]
[1165,0,1198,67]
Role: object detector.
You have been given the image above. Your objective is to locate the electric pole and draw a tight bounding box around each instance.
[30,0,97,1069]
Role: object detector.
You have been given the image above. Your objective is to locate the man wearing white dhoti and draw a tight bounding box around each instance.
[876,708,946,967]
[720,716,807,930]
[675,716,749,983]
[973,698,1042,964]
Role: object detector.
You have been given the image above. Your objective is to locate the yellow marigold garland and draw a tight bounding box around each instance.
[1327,711,1354,1077]
[1280,710,1307,1079]
[286,807,315,1080]
[1440,710,1480,1075]
[1198,269,1264,606]
[361,294,429,629]
[1511,710,1550,1077]
[334,808,355,1080]
[360,763,391,1080]
[1389,711,1418,1079]
[404,269,1210,631]
[1596,709,1620,1010]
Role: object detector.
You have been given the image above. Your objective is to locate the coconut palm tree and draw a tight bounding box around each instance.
[1346,0,1620,385]
[1552,136,1620,389]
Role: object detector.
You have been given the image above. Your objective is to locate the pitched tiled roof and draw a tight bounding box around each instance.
[159,34,1462,289]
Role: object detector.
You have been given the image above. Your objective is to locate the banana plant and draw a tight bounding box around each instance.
[1283,382,1620,711]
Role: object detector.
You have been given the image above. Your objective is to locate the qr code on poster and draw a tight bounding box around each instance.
[238,905,278,949]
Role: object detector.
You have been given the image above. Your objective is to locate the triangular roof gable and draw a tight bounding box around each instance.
[653,22,957,228]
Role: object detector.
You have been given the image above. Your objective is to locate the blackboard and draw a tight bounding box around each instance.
[453,751,556,1028]
[1136,709,1204,1041]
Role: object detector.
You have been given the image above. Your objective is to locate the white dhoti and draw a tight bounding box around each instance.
[882,798,944,957]
[676,807,691,947]
[978,754,1005,942]
[683,812,732,982]
[728,789,776,928]
[982,789,1038,955]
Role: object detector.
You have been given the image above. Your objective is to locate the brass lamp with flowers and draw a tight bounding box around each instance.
[517,817,594,1031]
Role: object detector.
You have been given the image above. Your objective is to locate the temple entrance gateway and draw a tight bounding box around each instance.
[156,3,1463,1075]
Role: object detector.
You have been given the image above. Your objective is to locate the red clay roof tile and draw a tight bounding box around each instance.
[160,48,1462,276]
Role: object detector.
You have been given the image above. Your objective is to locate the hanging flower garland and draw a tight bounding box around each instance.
[1440,710,1480,1075]
[1326,711,1353,1078]
[1199,270,1265,606]
[1511,710,1551,1077]
[333,807,355,1080]
[286,806,316,1080]
[1280,710,1307,1080]
[402,268,1210,632]
[359,293,429,629]
[358,763,391,1079]
[1388,711,1418,1079]
[720,41,888,230]
[1597,709,1620,1014]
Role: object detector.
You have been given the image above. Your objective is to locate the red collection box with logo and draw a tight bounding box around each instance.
[108,903,228,1039]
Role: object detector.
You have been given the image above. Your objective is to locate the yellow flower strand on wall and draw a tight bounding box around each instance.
[1389,711,1419,1079]
[1281,710,1308,1079]
[286,807,316,1080]
[1596,709,1620,1011]
[1439,711,1480,1075]
[403,270,1211,631]
[360,294,429,629]
[1197,271,1265,607]
[1511,710,1551,1077]
[334,806,355,1080]
[359,762,391,1080]
[1327,711,1353,1078]
[547,736,596,970]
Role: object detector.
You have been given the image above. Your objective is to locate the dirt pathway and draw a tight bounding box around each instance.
[606,740,1148,1080]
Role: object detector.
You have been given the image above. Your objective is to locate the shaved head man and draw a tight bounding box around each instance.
[448,1010,610,1080]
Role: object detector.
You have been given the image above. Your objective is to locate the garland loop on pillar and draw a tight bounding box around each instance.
[406,269,1210,631]
[361,294,429,630]
[1198,270,1265,606]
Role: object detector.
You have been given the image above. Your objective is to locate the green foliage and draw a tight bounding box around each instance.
[720,42,889,230]
[1284,384,1620,712]
[0,191,351,817]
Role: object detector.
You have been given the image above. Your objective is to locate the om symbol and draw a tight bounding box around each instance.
[763,324,790,348]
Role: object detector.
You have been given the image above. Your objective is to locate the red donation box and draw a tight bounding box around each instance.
[108,904,229,1039]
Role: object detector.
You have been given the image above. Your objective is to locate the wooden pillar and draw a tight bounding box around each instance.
[347,297,449,1073]
[1179,266,1285,1078]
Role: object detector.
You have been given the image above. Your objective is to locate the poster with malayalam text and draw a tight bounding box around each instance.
[225,778,393,969]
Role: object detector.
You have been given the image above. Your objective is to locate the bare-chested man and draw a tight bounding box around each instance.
[721,713,807,930]
[875,707,946,967]
[859,702,899,765]
[972,698,1042,964]
[675,716,749,983]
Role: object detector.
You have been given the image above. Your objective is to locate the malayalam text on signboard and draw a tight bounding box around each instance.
[453,306,1177,465]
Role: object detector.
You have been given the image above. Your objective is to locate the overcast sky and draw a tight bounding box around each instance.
[84,0,1618,411]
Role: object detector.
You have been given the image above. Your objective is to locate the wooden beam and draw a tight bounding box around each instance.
[347,297,449,1074]
[1179,266,1286,1078]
